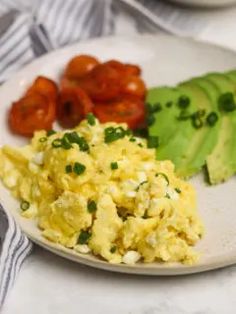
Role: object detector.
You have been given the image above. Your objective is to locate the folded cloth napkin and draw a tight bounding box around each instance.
[2,0,236,309]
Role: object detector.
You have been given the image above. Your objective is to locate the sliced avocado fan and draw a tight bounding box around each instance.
[204,73,236,184]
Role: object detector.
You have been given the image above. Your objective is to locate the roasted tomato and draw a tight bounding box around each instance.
[9,93,56,137]
[121,75,146,99]
[79,63,122,101]
[64,55,100,80]
[58,87,94,128]
[93,96,146,129]
[26,76,58,101]
[124,64,141,76]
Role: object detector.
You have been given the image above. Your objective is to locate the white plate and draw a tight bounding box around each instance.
[1,34,236,275]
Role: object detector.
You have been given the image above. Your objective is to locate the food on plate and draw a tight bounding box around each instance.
[8,76,58,137]
[8,55,146,136]
[0,117,204,265]
[147,70,236,184]
[57,87,94,128]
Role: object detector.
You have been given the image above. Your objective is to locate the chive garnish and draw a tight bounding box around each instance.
[136,180,148,191]
[156,172,169,185]
[146,102,162,114]
[73,162,86,175]
[138,143,143,148]
[104,127,128,143]
[147,136,159,148]
[206,112,218,127]
[47,130,56,137]
[86,113,96,126]
[218,92,236,112]
[65,164,72,173]
[165,193,171,199]
[87,200,97,213]
[78,231,91,244]
[175,188,181,194]
[178,95,190,109]
[110,162,118,170]
[166,101,173,108]
[147,115,156,126]
[110,246,117,253]
[52,139,62,148]
[192,117,203,129]
[39,137,47,143]
[129,137,136,142]
[20,200,30,211]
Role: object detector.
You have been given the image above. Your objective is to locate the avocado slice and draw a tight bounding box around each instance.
[204,73,236,184]
[147,86,196,169]
[225,70,236,84]
[174,80,220,178]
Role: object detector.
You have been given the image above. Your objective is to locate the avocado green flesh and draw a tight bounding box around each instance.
[147,86,197,169]
[225,70,236,84]
[204,73,236,184]
[174,80,221,178]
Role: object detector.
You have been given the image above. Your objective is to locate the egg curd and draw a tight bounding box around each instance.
[0,116,204,265]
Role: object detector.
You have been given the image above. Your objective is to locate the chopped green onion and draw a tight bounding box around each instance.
[138,143,143,148]
[129,137,136,142]
[192,117,203,129]
[110,162,118,170]
[104,127,127,143]
[87,200,97,213]
[86,113,96,126]
[47,130,56,137]
[178,95,190,109]
[63,132,89,152]
[146,102,162,114]
[175,188,181,194]
[206,112,218,127]
[20,200,30,211]
[142,210,148,219]
[65,165,72,173]
[156,172,169,185]
[78,231,91,244]
[110,246,117,253]
[165,193,171,199]
[136,180,148,191]
[177,110,191,121]
[61,134,72,150]
[73,162,86,175]
[166,101,173,108]
[147,115,155,126]
[218,92,236,112]
[192,109,206,118]
[52,139,62,148]
[147,136,159,148]
[39,137,47,143]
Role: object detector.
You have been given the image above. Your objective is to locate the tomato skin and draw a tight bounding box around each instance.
[65,55,100,80]
[9,93,56,137]
[125,64,141,76]
[121,75,146,99]
[58,87,94,128]
[93,96,146,129]
[26,76,58,101]
[79,63,122,101]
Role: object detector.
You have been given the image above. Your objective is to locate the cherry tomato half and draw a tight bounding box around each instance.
[26,76,58,101]
[79,63,122,101]
[121,75,146,99]
[65,55,100,80]
[93,96,146,129]
[125,64,141,76]
[9,93,56,137]
[58,87,94,128]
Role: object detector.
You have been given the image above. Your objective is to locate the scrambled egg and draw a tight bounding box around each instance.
[0,117,204,265]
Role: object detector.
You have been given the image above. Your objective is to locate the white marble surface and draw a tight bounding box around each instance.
[2,246,236,314]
